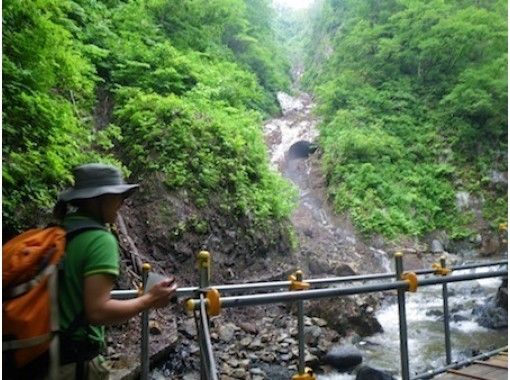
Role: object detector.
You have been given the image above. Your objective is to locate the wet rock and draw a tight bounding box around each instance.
[452,314,469,323]
[426,309,443,318]
[355,365,395,380]
[323,344,363,371]
[472,303,508,329]
[308,295,383,337]
[309,258,333,275]
[496,279,507,310]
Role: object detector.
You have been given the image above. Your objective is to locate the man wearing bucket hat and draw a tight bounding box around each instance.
[53,163,177,379]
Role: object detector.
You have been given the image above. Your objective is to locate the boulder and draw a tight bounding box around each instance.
[496,279,508,310]
[323,344,362,371]
[480,231,501,256]
[307,295,382,337]
[355,365,395,380]
[472,303,508,329]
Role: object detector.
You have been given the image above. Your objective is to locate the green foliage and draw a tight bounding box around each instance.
[2,0,101,229]
[3,0,296,236]
[300,0,507,238]
[113,89,297,222]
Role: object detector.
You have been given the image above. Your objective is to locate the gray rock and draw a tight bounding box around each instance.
[239,321,258,334]
[323,344,363,371]
[455,192,471,211]
[180,318,196,338]
[249,367,266,376]
[231,368,246,379]
[355,365,395,380]
[473,303,508,329]
[240,337,252,347]
[219,323,237,343]
[182,373,200,380]
[431,240,444,253]
[303,325,322,347]
[312,317,328,327]
[490,170,507,185]
[452,314,469,323]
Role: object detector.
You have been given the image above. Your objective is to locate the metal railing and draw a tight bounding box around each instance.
[111,254,507,380]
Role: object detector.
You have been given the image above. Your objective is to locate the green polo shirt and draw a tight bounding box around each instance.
[59,214,120,348]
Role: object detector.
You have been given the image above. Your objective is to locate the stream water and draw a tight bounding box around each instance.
[267,91,508,380]
[319,264,508,380]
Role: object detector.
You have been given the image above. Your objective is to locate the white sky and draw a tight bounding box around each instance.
[272,0,315,9]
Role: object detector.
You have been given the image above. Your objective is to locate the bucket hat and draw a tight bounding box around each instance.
[58,163,139,202]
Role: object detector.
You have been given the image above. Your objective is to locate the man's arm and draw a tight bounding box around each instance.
[84,274,177,325]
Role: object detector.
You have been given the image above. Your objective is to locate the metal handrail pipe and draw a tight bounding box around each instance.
[178,260,507,296]
[200,281,411,310]
[186,268,507,311]
[411,346,508,380]
[417,269,507,287]
[109,260,507,300]
[449,259,507,271]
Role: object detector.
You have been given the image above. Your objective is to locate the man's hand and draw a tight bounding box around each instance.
[145,276,178,309]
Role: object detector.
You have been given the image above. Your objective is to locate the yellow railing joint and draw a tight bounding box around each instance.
[432,263,451,276]
[292,368,316,380]
[401,271,418,292]
[288,270,310,291]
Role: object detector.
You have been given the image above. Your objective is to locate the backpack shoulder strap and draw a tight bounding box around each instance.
[64,220,107,242]
[58,220,107,336]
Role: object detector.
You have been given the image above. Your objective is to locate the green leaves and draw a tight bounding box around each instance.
[114,90,296,222]
[3,0,295,235]
[302,0,507,238]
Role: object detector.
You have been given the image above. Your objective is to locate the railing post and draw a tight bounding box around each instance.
[289,271,315,380]
[440,256,452,365]
[395,252,410,380]
[296,271,305,375]
[198,251,211,380]
[141,263,151,380]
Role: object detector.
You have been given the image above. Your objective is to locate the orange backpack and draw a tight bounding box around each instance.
[2,222,104,375]
[3,227,66,369]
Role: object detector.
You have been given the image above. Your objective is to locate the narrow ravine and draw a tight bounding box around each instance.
[264,91,391,277]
